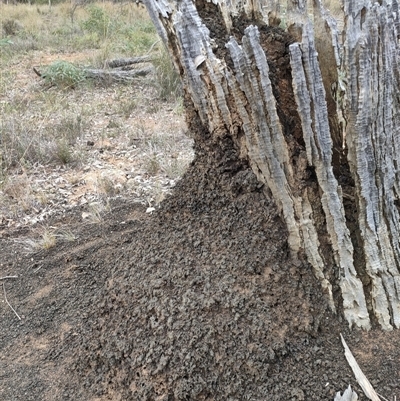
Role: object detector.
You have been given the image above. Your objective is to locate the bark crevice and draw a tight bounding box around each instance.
[145,0,400,330]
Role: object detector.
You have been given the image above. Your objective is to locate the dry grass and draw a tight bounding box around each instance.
[1,1,346,233]
[0,2,155,55]
[14,224,79,254]
[16,226,57,253]
[0,2,193,231]
[321,0,344,18]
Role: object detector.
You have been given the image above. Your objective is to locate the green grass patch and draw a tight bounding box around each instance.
[43,60,86,88]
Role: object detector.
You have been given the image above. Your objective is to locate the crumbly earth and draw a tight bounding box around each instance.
[1,136,400,401]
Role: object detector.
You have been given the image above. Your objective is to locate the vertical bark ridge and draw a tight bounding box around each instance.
[289,25,369,328]
[342,1,400,329]
[145,0,400,330]
[227,28,302,253]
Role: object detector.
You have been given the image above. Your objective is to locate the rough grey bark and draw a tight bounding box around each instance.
[144,0,400,331]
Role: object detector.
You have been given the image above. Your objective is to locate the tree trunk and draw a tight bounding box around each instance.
[144,0,400,331]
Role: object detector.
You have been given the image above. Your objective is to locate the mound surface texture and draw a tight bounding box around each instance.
[66,139,399,400]
[1,138,400,400]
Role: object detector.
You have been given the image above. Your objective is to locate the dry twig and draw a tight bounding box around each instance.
[0,275,18,280]
[340,334,380,401]
[2,282,21,320]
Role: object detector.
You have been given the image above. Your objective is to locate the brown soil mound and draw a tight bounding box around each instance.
[2,133,400,400]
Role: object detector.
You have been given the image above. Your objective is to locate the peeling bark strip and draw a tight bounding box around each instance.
[289,30,369,329]
[144,0,400,330]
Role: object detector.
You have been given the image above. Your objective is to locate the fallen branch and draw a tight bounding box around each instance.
[340,334,380,401]
[0,275,18,280]
[2,282,21,321]
[33,264,43,273]
[33,65,154,84]
[106,56,153,68]
[84,66,154,82]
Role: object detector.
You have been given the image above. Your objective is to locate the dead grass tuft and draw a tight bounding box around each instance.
[16,226,57,253]
[150,47,182,101]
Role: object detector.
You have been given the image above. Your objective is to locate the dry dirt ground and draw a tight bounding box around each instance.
[1,134,400,400]
[1,49,192,230]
